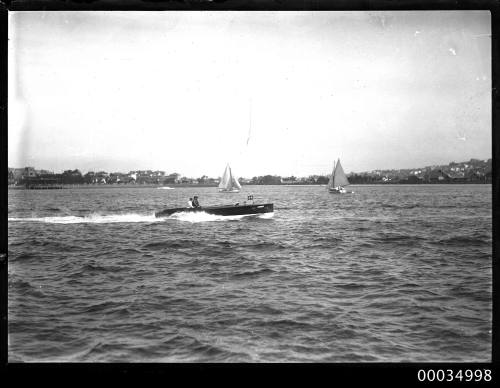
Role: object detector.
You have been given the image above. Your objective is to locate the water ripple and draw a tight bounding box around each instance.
[7,185,492,362]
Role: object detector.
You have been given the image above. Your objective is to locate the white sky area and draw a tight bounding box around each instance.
[9,11,491,177]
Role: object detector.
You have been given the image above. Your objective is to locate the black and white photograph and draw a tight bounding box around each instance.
[7,9,492,365]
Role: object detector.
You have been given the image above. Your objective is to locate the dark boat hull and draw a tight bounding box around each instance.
[328,187,354,194]
[155,203,274,217]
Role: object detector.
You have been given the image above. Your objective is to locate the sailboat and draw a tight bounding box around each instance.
[218,164,242,193]
[328,159,353,194]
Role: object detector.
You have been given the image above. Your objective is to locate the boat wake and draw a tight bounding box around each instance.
[8,213,163,224]
[169,211,274,223]
[9,211,275,224]
[157,187,174,190]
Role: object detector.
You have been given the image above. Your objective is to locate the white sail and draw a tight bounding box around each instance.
[333,159,350,187]
[231,174,242,190]
[219,164,241,192]
[219,165,231,189]
[328,161,335,189]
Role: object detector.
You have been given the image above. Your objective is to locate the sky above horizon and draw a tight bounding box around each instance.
[9,11,491,177]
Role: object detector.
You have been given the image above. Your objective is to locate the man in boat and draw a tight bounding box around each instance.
[187,198,194,208]
[192,196,201,208]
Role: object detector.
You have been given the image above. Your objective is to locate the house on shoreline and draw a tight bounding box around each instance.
[8,158,492,187]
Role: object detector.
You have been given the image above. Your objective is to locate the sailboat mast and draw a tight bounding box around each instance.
[333,160,336,187]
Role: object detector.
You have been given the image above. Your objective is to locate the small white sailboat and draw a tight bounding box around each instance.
[218,164,242,193]
[328,159,353,194]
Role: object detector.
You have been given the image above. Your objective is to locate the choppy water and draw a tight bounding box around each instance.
[8,184,492,362]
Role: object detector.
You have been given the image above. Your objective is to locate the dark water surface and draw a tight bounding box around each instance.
[8,184,492,362]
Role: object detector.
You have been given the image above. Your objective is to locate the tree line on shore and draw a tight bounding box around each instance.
[8,158,492,187]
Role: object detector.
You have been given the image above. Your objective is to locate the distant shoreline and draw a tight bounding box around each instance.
[8,183,218,190]
[8,182,492,190]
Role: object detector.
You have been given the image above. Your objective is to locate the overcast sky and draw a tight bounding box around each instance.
[9,11,491,177]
